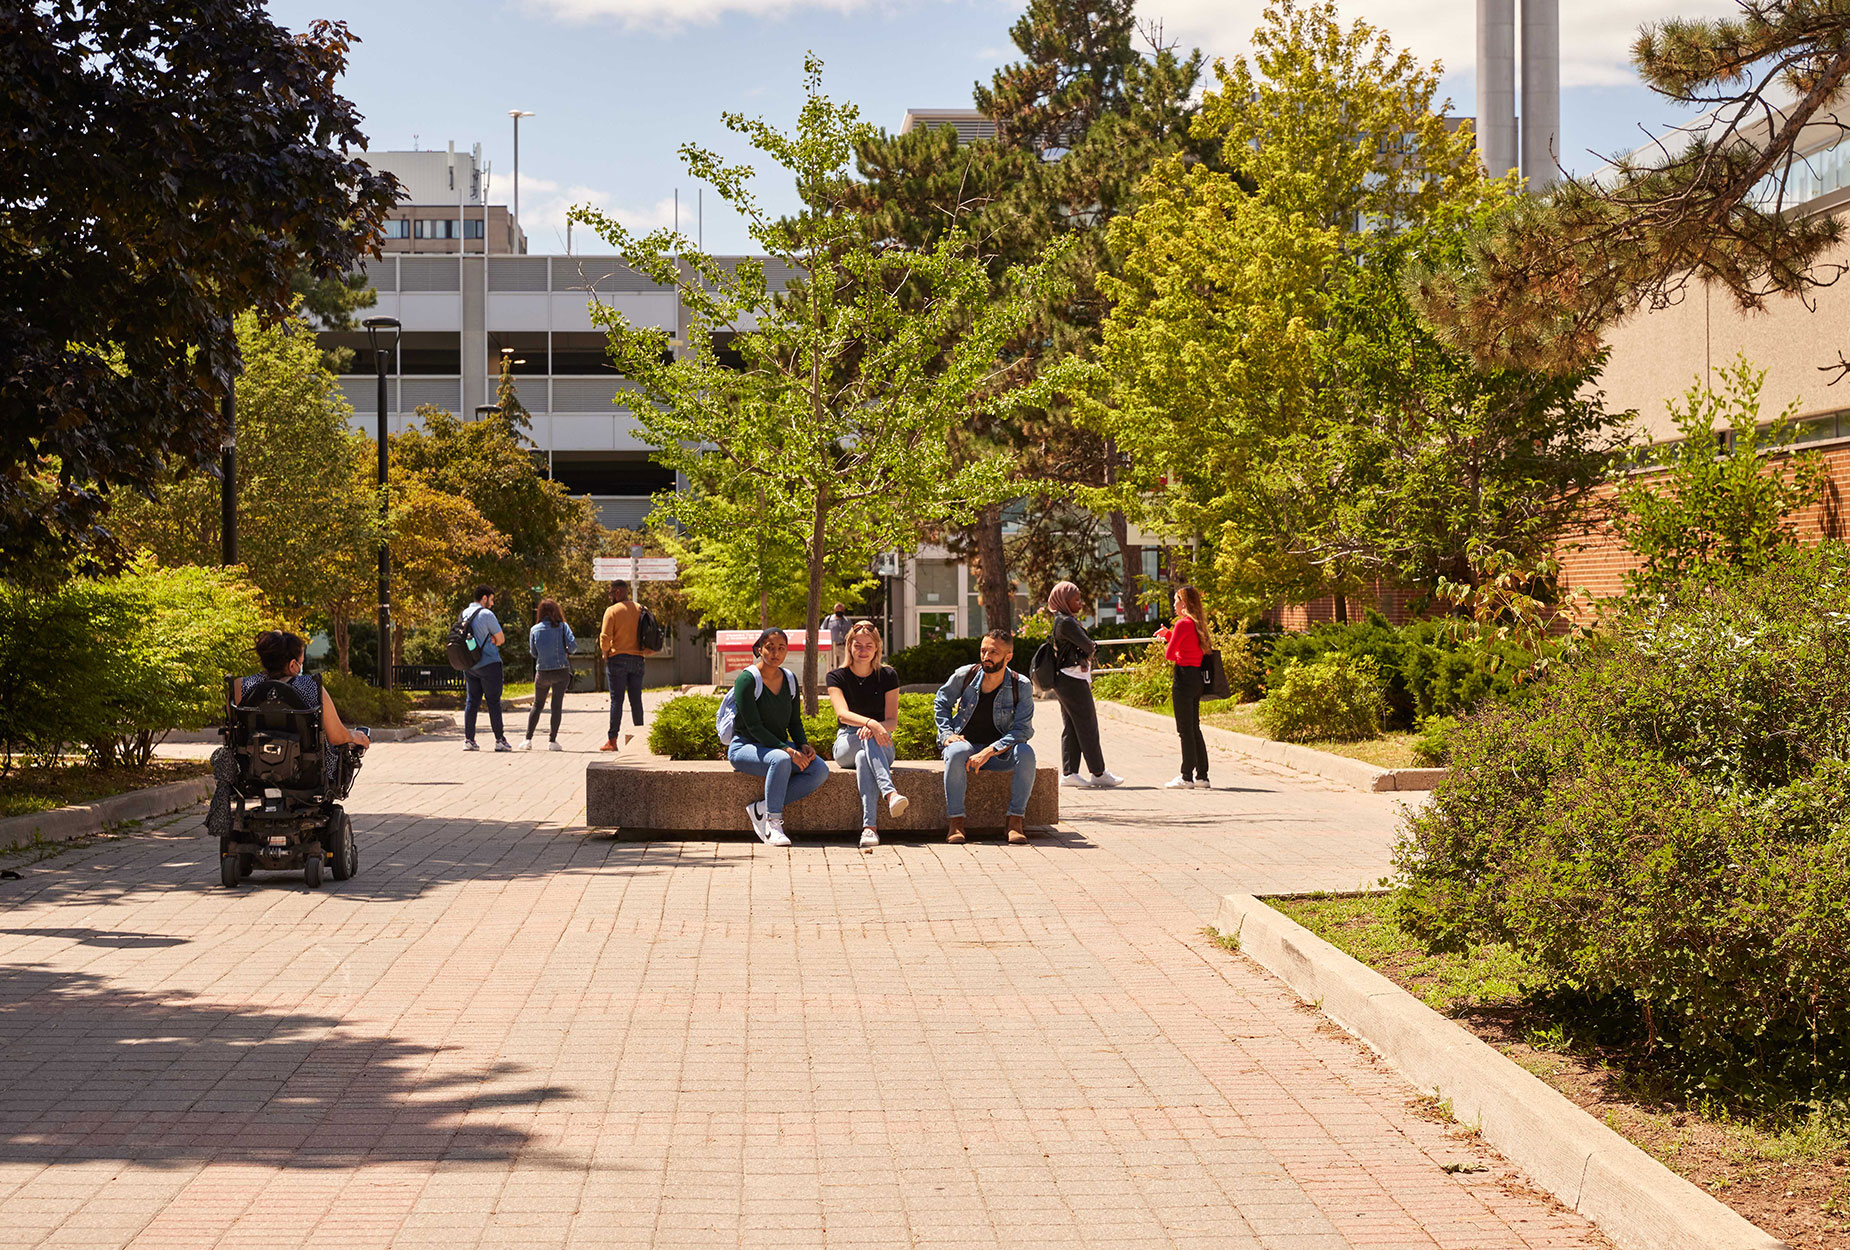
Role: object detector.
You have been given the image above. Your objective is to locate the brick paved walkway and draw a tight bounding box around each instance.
[0,699,1606,1249]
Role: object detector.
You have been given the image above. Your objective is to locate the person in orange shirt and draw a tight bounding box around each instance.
[599,580,645,751]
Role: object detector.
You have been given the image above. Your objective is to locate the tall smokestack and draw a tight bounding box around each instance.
[1521,0,1560,189]
[1476,0,1517,179]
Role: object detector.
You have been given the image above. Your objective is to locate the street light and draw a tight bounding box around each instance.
[362,316,401,690]
[509,109,535,245]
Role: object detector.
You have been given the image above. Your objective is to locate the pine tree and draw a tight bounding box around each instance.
[1411,0,1850,375]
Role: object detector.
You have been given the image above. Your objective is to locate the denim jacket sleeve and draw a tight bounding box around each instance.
[562,623,576,655]
[990,673,1035,753]
[933,666,971,743]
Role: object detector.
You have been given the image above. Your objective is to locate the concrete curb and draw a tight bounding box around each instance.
[1095,699,1446,792]
[1214,892,1788,1250]
[0,777,213,850]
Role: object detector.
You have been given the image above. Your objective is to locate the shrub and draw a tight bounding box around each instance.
[888,638,982,685]
[1410,715,1459,767]
[649,691,944,761]
[1261,611,1540,729]
[320,671,414,727]
[649,694,723,760]
[1395,544,1850,1098]
[0,564,264,769]
[1256,655,1386,743]
[1091,639,1170,708]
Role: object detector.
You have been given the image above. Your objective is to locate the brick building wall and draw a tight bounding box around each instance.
[1555,443,1850,613]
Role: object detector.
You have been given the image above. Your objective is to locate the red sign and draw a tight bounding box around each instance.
[713,630,832,652]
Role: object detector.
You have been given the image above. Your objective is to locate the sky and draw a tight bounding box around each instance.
[264,0,1738,256]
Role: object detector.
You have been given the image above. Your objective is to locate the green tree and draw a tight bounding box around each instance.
[574,56,1063,710]
[2,1,397,580]
[1090,1,1612,616]
[844,0,1208,625]
[392,403,598,640]
[1615,357,1829,600]
[109,311,378,623]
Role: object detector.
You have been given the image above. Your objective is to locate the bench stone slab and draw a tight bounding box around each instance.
[586,757,1059,835]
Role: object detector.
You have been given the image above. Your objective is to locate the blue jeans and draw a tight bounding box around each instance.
[463,661,505,744]
[942,740,1037,818]
[606,654,645,736]
[727,740,829,816]
[833,729,897,828]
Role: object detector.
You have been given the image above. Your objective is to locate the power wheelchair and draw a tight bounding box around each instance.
[217,677,366,889]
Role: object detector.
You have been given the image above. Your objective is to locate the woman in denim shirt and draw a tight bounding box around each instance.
[522,598,576,751]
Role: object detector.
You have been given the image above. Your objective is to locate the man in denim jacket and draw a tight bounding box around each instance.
[934,630,1037,845]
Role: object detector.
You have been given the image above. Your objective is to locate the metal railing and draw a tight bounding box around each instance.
[1086,635,1158,676]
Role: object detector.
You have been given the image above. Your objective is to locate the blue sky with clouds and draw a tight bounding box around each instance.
[265,0,1732,255]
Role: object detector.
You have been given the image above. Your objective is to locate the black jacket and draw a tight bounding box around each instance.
[1052,611,1096,672]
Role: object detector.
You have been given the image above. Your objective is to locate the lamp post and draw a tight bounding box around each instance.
[508,110,535,245]
[220,381,237,566]
[362,316,401,689]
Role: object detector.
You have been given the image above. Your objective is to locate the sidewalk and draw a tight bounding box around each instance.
[0,700,1605,1249]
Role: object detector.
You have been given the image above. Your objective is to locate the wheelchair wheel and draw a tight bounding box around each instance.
[304,853,322,889]
[220,851,241,889]
[329,812,357,881]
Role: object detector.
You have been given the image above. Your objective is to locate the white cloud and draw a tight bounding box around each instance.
[1146,0,1739,91]
[521,0,867,31]
[514,173,684,253]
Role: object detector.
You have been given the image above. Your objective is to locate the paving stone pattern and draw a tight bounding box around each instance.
[0,698,1606,1248]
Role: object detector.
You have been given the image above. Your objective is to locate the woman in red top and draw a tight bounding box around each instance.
[1155,585,1210,789]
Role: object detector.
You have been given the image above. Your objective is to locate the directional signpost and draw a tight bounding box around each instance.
[592,556,677,582]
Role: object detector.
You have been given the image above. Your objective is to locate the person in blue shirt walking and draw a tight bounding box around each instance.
[522,598,576,751]
[934,629,1036,845]
[460,585,511,752]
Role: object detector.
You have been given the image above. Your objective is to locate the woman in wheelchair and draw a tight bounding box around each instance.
[207,631,369,839]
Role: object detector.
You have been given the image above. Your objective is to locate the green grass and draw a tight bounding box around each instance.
[1119,697,1427,769]
[0,758,212,821]
[1268,891,1547,1014]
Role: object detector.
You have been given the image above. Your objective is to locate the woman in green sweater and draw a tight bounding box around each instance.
[727,628,829,847]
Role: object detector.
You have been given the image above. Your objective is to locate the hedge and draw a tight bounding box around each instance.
[1394,544,1850,1099]
[650,691,946,761]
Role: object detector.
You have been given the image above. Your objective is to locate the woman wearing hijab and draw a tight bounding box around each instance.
[1047,582,1122,789]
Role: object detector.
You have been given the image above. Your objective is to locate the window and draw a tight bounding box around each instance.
[380,219,410,239]
[412,219,486,240]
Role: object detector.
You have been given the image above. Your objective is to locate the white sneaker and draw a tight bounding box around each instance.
[747,801,769,843]
[1089,771,1124,789]
[765,816,792,849]
[859,828,879,851]
[1060,772,1092,788]
[547,741,563,752]
[1164,775,1192,789]
[517,738,533,751]
[886,790,910,819]
[1193,778,1211,790]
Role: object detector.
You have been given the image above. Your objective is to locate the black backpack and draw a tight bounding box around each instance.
[1030,642,1060,694]
[445,605,486,672]
[637,607,664,653]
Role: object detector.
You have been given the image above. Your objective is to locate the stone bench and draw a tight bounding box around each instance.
[585,753,1059,838]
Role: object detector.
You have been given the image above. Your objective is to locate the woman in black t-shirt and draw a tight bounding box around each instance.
[826,620,907,851]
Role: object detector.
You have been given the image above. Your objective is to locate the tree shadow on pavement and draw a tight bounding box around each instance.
[0,965,575,1170]
[0,814,740,908]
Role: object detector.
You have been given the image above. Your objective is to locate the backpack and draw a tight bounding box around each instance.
[716,666,797,747]
[637,607,664,653]
[445,605,487,672]
[1030,642,1060,695]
